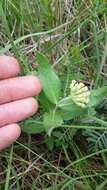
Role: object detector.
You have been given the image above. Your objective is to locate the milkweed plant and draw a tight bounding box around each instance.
[22,53,107,138]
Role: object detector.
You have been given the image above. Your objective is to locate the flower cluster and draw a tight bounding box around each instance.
[70,80,90,108]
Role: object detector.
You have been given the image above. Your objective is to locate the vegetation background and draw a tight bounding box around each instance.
[0,0,107,189]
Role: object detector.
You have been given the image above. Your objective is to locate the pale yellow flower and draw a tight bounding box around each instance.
[70,80,90,108]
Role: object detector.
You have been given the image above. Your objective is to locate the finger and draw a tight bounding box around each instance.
[0,123,21,150]
[0,98,38,127]
[0,76,42,104]
[0,56,20,79]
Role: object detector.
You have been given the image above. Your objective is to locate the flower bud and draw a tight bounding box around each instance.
[70,80,90,108]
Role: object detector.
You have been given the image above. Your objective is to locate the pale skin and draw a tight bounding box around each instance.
[0,56,42,150]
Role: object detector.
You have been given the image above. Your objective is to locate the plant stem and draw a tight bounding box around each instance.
[90,116,107,127]
[61,124,107,130]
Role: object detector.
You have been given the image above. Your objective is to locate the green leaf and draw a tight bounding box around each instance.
[38,91,54,112]
[90,86,107,107]
[45,136,54,150]
[37,52,61,104]
[43,111,63,136]
[58,96,87,120]
[21,119,44,134]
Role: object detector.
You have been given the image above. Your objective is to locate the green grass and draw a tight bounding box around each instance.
[0,0,107,189]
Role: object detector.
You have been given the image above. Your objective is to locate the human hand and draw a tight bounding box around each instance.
[0,56,41,150]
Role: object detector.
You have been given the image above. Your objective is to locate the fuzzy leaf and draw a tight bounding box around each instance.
[58,97,87,120]
[21,119,44,134]
[90,86,107,107]
[37,52,61,104]
[45,137,54,150]
[38,91,54,112]
[43,111,63,136]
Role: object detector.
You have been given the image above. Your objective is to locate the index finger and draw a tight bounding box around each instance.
[0,56,20,79]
